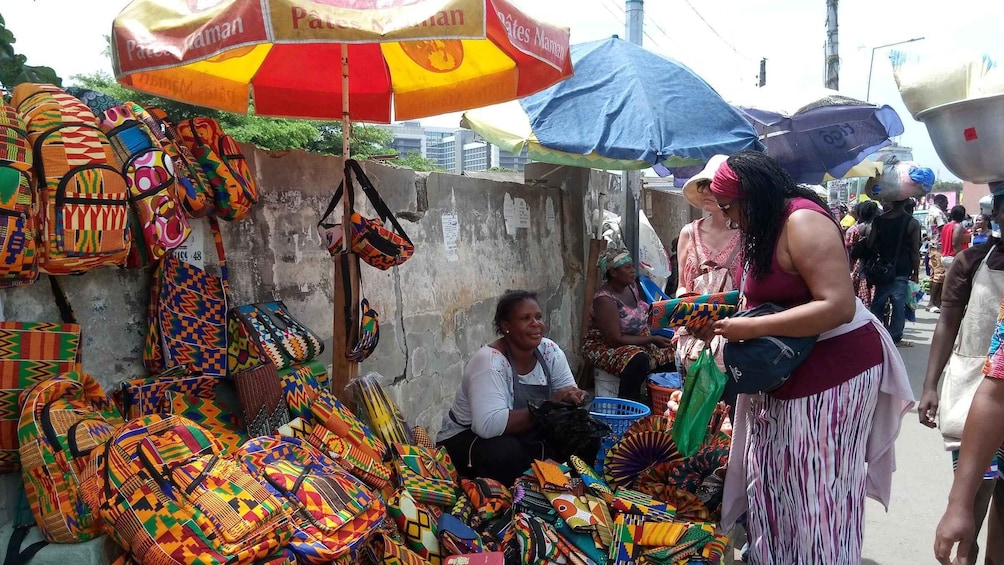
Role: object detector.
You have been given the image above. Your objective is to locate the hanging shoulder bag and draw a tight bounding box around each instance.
[143,216,229,378]
[318,159,414,270]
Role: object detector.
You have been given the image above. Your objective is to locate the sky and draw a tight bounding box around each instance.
[6,0,1004,182]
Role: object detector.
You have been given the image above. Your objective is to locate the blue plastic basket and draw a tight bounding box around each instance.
[590,397,651,471]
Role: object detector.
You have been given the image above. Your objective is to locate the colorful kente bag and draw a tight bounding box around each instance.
[437,513,485,556]
[393,443,458,508]
[163,390,247,452]
[144,216,229,377]
[230,301,323,371]
[13,83,130,274]
[64,87,122,117]
[115,366,217,420]
[319,160,414,270]
[0,100,39,288]
[144,107,215,218]
[233,361,291,438]
[505,513,566,565]
[279,359,328,421]
[460,478,512,528]
[307,422,393,492]
[175,117,258,221]
[18,371,122,543]
[94,414,292,565]
[237,435,385,564]
[97,102,191,269]
[0,276,81,472]
[388,489,445,565]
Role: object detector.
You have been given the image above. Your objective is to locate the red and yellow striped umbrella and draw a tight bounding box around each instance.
[111,0,573,122]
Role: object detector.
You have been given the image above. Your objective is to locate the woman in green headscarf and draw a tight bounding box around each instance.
[582,247,675,400]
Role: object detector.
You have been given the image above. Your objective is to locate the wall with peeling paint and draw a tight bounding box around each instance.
[0,148,597,521]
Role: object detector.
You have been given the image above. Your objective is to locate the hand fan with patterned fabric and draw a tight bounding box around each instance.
[603,431,682,489]
[623,415,674,438]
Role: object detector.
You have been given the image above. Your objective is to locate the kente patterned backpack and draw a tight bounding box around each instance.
[175,117,258,221]
[144,106,215,219]
[12,83,130,274]
[97,102,191,268]
[0,100,39,287]
[18,371,122,543]
[235,435,386,564]
[93,413,293,565]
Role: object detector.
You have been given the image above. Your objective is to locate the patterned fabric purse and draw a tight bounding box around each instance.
[387,489,445,565]
[279,359,328,421]
[460,478,513,526]
[116,366,216,420]
[393,443,458,508]
[230,302,323,371]
[0,276,81,472]
[144,216,229,377]
[318,159,414,270]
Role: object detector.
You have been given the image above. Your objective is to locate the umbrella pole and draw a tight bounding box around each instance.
[332,42,360,402]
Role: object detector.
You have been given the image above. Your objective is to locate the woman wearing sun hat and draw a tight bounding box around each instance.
[674,155,742,374]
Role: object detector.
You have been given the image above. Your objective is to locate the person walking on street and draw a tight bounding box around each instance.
[929,194,950,312]
[921,194,1004,565]
[942,205,971,272]
[935,306,1004,564]
[868,199,921,346]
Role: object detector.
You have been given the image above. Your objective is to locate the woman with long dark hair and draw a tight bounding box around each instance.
[693,151,914,565]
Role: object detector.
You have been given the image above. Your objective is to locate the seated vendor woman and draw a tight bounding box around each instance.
[437,290,591,486]
[582,248,675,401]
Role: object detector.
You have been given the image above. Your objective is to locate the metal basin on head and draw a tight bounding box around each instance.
[917,93,1004,184]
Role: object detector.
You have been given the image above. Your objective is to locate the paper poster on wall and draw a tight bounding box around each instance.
[442,212,459,262]
[545,197,556,232]
[174,218,206,270]
[503,193,531,234]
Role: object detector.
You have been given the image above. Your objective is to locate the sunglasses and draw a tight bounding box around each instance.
[717,201,735,212]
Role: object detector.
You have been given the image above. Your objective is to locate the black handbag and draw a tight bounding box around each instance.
[722,303,819,394]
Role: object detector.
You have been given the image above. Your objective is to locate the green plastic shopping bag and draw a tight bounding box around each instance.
[672,348,727,457]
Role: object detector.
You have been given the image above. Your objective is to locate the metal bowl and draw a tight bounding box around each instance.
[916,93,1004,184]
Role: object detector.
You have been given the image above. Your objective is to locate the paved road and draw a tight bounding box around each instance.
[861,308,989,565]
[731,308,990,564]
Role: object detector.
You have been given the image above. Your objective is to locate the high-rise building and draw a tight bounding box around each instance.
[382,122,531,173]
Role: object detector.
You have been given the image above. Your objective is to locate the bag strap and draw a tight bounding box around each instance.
[318,175,356,227]
[47,276,76,325]
[3,525,48,565]
[345,160,414,245]
[338,252,359,356]
[206,216,229,295]
[713,243,742,293]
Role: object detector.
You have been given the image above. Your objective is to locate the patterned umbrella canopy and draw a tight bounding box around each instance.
[110,0,573,122]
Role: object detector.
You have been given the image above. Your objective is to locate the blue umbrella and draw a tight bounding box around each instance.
[663,92,905,185]
[737,93,905,184]
[463,36,763,169]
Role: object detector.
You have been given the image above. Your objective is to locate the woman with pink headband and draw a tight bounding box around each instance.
[692,151,914,564]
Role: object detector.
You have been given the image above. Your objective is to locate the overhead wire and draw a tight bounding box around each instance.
[680,0,755,63]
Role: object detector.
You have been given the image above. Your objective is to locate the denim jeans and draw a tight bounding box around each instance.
[871,276,909,342]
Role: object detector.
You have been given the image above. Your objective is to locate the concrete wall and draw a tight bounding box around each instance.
[0,148,591,522]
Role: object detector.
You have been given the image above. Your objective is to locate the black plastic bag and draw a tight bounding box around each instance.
[528,400,611,463]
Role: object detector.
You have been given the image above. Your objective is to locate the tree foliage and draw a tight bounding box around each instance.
[0,14,61,92]
[933,180,963,193]
[391,150,444,172]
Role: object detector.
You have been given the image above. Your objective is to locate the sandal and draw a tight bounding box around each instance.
[896,341,915,348]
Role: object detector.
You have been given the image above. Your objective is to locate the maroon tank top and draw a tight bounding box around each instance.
[740,197,882,399]
[743,198,825,308]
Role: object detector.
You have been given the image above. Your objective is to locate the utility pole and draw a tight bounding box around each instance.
[759,58,767,87]
[623,0,643,268]
[824,0,839,90]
